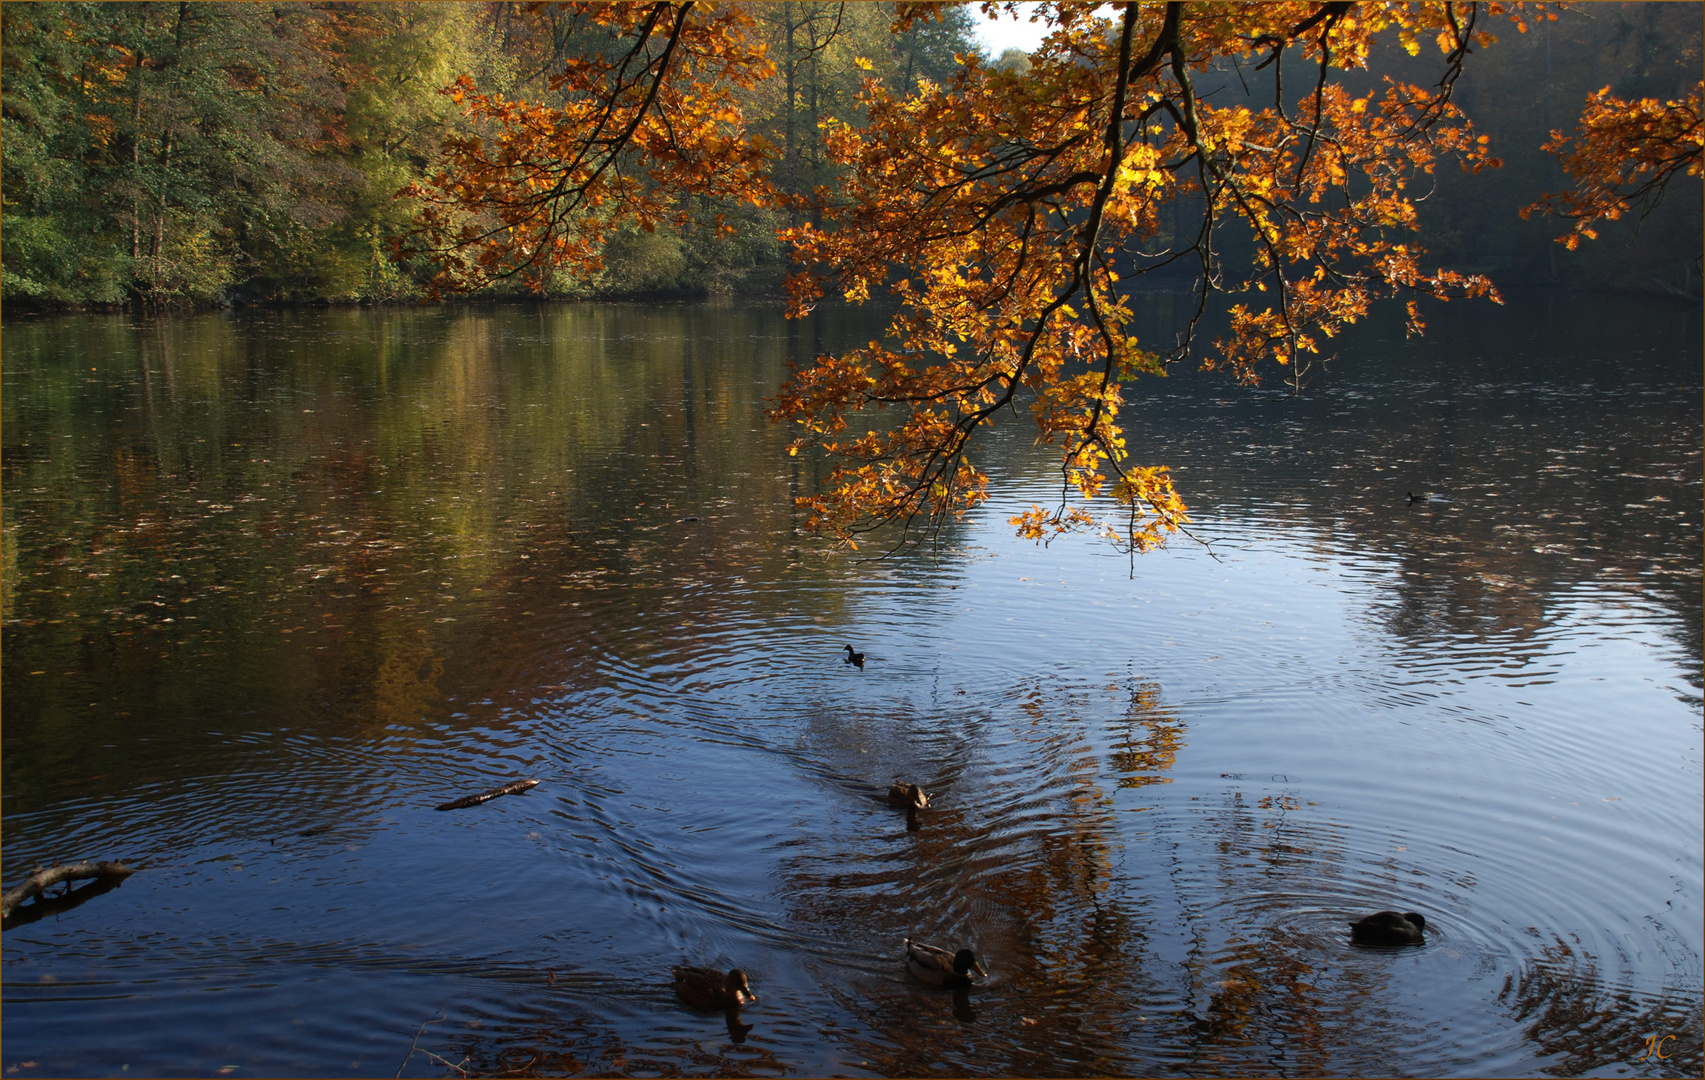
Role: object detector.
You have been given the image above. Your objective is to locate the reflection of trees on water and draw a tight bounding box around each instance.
[763,678,1174,1075]
[771,676,1530,1076]
[1,305,889,810]
[4,300,1698,1074]
[1161,753,1701,1078]
[986,292,1702,689]
[1110,682,1183,792]
[404,1002,790,1078]
[765,677,1519,1076]
[1176,784,1340,1073]
[1154,754,1497,1077]
[1500,937,1704,1079]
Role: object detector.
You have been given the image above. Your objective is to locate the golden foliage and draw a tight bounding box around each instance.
[771,2,1511,550]
[415,2,1638,555]
[1523,83,1705,249]
[408,3,775,294]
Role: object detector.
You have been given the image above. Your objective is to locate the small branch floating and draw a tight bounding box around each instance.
[434,778,540,811]
[2,860,136,921]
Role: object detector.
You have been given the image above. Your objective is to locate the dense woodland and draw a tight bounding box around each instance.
[2,1,1699,310]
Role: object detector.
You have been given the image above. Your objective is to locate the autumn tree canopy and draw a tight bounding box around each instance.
[770,0,1515,552]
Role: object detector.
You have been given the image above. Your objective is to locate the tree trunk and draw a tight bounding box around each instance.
[154,134,171,287]
[784,0,797,208]
[806,44,821,229]
[132,51,144,263]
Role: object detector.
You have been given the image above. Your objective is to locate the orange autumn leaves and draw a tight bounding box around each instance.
[1524,83,1704,249]
[414,2,1697,554]
[774,2,1507,550]
[408,3,774,293]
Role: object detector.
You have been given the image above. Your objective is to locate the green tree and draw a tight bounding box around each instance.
[3,2,353,305]
[307,3,516,302]
[2,2,133,303]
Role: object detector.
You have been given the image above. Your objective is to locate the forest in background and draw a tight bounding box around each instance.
[2,1,1699,310]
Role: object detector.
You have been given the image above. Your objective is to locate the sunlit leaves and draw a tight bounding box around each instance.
[412,2,1639,558]
[771,1,1516,552]
[1523,83,1705,249]
[408,3,775,295]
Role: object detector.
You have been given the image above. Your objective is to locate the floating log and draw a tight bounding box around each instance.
[2,874,129,929]
[2,860,136,922]
[434,778,540,811]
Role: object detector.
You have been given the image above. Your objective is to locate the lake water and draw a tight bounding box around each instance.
[2,295,1700,1078]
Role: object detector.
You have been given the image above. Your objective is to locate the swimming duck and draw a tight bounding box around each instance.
[1349,910,1426,945]
[842,644,865,668]
[671,966,757,1010]
[887,782,929,810]
[905,938,986,989]
[1406,491,1425,504]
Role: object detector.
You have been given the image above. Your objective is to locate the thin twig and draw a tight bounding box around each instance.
[419,1050,472,1078]
[397,1011,449,1078]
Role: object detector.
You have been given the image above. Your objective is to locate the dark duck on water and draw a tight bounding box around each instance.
[887,782,928,810]
[888,781,928,830]
[672,966,757,1010]
[904,938,986,989]
[842,644,864,668]
[1349,911,1426,945]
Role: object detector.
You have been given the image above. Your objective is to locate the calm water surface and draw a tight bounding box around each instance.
[2,295,1700,1077]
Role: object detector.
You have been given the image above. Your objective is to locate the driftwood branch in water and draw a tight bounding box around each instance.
[2,860,136,922]
[434,778,540,811]
[1,874,129,929]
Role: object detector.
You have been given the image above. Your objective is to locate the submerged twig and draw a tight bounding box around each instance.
[397,1011,471,1078]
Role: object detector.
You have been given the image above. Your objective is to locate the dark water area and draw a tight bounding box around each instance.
[2,294,1700,1078]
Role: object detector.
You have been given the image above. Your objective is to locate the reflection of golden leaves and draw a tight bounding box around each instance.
[1110,682,1184,789]
[1499,937,1704,1076]
[373,632,444,727]
[1197,945,1322,1050]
